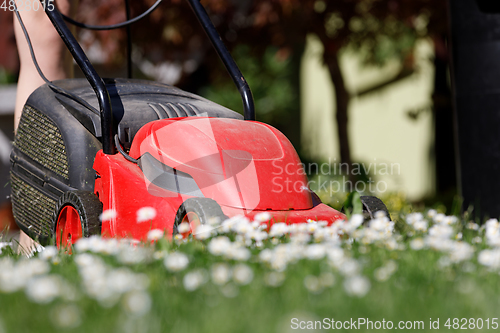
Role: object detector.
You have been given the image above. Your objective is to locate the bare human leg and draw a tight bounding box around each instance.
[13,0,76,255]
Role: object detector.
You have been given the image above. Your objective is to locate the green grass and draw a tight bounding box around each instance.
[1,210,499,333]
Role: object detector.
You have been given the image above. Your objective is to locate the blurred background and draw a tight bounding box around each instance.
[0,0,453,231]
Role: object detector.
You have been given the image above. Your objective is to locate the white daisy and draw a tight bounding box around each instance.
[136,207,157,223]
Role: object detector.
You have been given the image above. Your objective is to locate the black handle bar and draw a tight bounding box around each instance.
[44,0,255,155]
[186,0,255,121]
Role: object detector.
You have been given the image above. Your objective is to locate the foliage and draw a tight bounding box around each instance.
[342,191,363,218]
[76,0,447,73]
[0,67,16,85]
[199,45,297,124]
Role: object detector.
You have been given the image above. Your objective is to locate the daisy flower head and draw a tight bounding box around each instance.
[39,246,59,261]
[207,236,232,256]
[413,220,428,232]
[100,209,117,222]
[136,207,157,223]
[254,212,272,223]
[319,272,336,288]
[177,222,191,233]
[194,225,215,240]
[269,223,289,238]
[164,252,189,272]
[211,263,232,285]
[478,249,500,269]
[147,229,164,242]
[25,275,63,304]
[122,290,152,316]
[406,212,423,225]
[427,209,437,219]
[232,264,254,285]
[343,275,370,297]
[264,271,285,287]
[466,222,479,230]
[410,238,425,250]
[428,224,454,239]
[183,270,208,291]
[304,275,322,294]
[50,304,82,329]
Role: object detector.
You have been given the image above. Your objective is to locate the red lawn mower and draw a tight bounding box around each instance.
[10,0,389,247]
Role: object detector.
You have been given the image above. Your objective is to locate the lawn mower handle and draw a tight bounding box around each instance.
[44,6,116,155]
[43,0,255,155]
[186,0,255,121]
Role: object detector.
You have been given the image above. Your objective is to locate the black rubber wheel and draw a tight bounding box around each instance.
[360,196,391,221]
[53,190,102,247]
[173,198,227,235]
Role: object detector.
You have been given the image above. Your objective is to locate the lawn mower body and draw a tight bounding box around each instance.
[11,78,242,241]
[11,77,345,244]
[10,1,346,246]
[94,116,345,240]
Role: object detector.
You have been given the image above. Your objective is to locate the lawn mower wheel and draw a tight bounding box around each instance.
[360,195,391,221]
[174,198,228,235]
[53,190,102,248]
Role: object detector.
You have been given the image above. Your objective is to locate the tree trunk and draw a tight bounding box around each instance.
[432,35,456,195]
[324,51,353,181]
[278,43,305,152]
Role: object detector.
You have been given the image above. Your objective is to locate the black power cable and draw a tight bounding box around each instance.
[13,0,164,121]
[114,134,138,164]
[13,5,100,115]
[61,0,163,30]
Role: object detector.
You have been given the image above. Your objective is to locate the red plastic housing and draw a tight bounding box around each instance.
[94,117,345,240]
